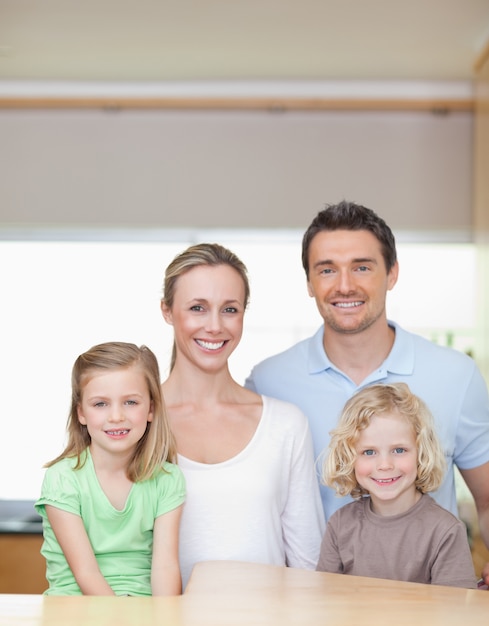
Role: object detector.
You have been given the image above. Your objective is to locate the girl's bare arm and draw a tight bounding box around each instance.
[46,505,115,595]
[151,505,183,596]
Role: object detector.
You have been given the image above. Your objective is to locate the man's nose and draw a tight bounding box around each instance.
[336,269,355,293]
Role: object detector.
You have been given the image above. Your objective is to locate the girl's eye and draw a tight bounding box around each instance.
[394,447,406,454]
[363,449,375,456]
[125,400,137,406]
[94,401,106,408]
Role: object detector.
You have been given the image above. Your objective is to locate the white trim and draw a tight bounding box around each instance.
[0,79,474,100]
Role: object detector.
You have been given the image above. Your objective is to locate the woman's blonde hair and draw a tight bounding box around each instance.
[161,243,250,370]
[323,382,446,499]
[45,342,177,482]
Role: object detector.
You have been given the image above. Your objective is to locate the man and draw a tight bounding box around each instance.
[245,200,489,568]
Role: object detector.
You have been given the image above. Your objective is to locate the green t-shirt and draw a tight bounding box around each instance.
[35,450,186,596]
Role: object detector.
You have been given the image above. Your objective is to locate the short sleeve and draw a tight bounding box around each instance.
[35,460,82,518]
[454,363,489,470]
[155,462,186,518]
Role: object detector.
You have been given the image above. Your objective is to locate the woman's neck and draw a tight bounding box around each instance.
[162,360,238,405]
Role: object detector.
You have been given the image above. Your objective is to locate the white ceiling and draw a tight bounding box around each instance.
[1,0,489,84]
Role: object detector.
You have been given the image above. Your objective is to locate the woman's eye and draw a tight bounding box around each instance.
[224,307,238,314]
[190,305,204,312]
[125,400,137,406]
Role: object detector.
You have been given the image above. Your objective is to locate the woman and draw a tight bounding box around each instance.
[160,243,325,589]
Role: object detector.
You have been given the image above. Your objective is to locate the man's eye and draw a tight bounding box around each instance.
[356,265,369,272]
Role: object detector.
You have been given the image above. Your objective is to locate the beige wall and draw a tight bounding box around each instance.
[0,108,473,238]
[474,47,489,381]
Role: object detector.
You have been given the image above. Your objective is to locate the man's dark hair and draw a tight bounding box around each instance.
[301,200,397,277]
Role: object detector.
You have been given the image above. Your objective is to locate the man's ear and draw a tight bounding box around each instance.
[160,300,173,325]
[387,261,399,291]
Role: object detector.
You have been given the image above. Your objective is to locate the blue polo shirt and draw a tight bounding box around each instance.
[245,322,489,519]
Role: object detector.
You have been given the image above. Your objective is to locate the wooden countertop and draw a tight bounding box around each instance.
[1,560,488,626]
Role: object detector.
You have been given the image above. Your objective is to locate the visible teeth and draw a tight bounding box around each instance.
[106,430,129,435]
[334,301,363,308]
[376,478,395,483]
[196,340,225,350]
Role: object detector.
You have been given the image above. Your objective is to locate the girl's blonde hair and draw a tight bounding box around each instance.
[45,342,177,482]
[323,382,446,499]
[162,243,250,370]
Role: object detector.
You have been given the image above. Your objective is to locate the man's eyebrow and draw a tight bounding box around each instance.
[352,257,378,265]
[312,256,378,269]
[312,259,334,269]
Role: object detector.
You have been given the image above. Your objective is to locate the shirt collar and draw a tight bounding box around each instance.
[307,326,334,374]
[383,321,415,375]
[307,321,415,376]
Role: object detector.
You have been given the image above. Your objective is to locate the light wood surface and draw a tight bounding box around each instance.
[0,561,488,626]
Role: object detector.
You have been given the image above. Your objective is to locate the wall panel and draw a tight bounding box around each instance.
[0,108,473,238]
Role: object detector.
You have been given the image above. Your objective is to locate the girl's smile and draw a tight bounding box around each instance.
[104,429,131,438]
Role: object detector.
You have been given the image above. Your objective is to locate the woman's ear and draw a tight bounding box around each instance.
[160,300,173,325]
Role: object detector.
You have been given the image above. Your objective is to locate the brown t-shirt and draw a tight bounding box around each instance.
[317,494,477,588]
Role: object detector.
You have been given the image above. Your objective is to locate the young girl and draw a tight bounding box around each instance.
[160,243,325,589]
[316,382,477,588]
[35,342,186,596]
